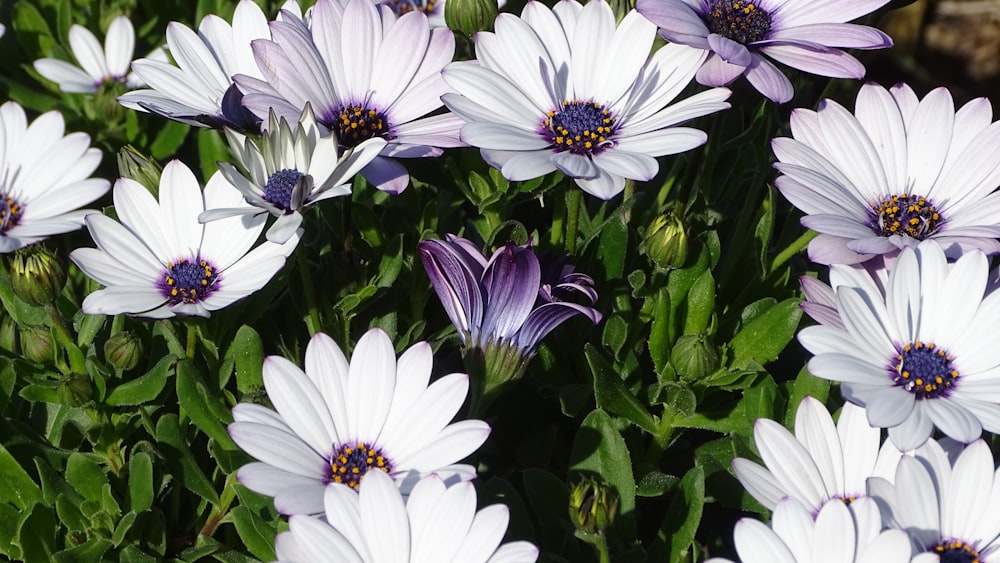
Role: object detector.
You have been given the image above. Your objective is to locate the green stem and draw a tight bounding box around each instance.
[594,532,612,563]
[565,188,581,254]
[770,230,818,273]
[185,324,197,360]
[297,250,322,335]
[46,304,86,374]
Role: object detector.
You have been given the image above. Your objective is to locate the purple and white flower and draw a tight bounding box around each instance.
[636,0,893,103]
[275,470,538,562]
[774,83,1000,265]
[441,0,731,199]
[70,161,299,318]
[235,0,464,194]
[228,329,490,515]
[0,102,110,252]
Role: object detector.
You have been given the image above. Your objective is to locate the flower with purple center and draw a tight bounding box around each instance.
[234,0,465,194]
[635,0,893,103]
[419,235,601,411]
[70,161,299,318]
[798,240,1000,451]
[227,328,490,515]
[774,83,1000,265]
[441,0,731,199]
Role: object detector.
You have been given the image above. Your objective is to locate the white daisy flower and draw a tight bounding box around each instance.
[118,0,301,130]
[868,439,1000,562]
[773,82,1000,265]
[705,497,911,563]
[228,328,491,515]
[69,160,299,318]
[0,101,109,252]
[198,105,385,243]
[34,16,163,94]
[440,0,731,199]
[799,239,1000,451]
[733,397,900,515]
[275,470,539,562]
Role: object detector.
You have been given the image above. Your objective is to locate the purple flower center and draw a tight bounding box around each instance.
[160,258,219,305]
[891,341,959,400]
[706,0,771,45]
[870,194,941,239]
[542,100,616,155]
[0,192,24,235]
[931,540,980,563]
[328,442,392,489]
[332,104,389,149]
[263,169,303,213]
[384,0,437,16]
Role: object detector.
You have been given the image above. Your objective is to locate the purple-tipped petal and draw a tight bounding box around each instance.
[480,243,542,340]
[517,301,602,354]
[419,239,486,341]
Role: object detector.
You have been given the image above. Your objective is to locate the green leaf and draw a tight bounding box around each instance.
[480,477,535,542]
[784,366,831,427]
[111,511,137,546]
[0,357,15,413]
[683,269,715,336]
[596,214,628,279]
[601,315,628,360]
[119,545,158,563]
[55,493,88,534]
[52,538,112,562]
[375,235,404,287]
[227,505,277,562]
[522,469,574,554]
[729,298,802,369]
[0,276,48,326]
[656,465,704,563]
[128,452,154,513]
[65,452,107,502]
[12,2,55,56]
[0,503,21,558]
[754,188,776,273]
[105,354,175,406]
[176,360,236,449]
[636,471,679,498]
[743,374,779,434]
[586,344,656,434]
[15,502,56,562]
[155,414,220,504]
[569,409,636,515]
[198,129,230,180]
[648,287,672,376]
[0,444,43,509]
[227,325,264,396]
[150,120,190,160]
[34,457,82,505]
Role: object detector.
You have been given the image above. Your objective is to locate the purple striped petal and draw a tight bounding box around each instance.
[418,239,485,342]
[480,243,542,341]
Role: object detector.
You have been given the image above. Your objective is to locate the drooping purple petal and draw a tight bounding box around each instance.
[480,243,542,341]
[516,302,602,353]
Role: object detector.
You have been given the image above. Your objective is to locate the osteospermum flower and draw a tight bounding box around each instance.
[275,471,539,562]
[868,439,1000,562]
[118,0,300,129]
[705,497,911,563]
[228,329,490,515]
[34,16,162,94]
[733,397,900,515]
[441,0,731,199]
[198,105,385,243]
[235,0,464,194]
[635,0,892,103]
[0,102,109,252]
[69,161,299,318]
[799,240,1000,451]
[773,83,1000,265]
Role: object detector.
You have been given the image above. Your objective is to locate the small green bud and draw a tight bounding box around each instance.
[568,477,618,534]
[670,333,721,380]
[445,0,498,37]
[57,374,93,406]
[104,331,143,371]
[19,325,55,364]
[117,145,162,196]
[644,212,688,270]
[0,315,16,352]
[10,245,66,306]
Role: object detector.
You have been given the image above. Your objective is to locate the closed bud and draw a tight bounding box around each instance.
[0,316,15,352]
[569,477,618,534]
[57,374,93,406]
[10,245,66,306]
[20,325,55,364]
[104,331,142,371]
[644,212,688,270]
[445,0,498,36]
[117,145,162,196]
[670,333,720,380]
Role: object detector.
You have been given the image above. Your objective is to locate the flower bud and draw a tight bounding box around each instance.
[19,325,55,364]
[445,0,498,36]
[569,477,618,534]
[10,245,66,306]
[117,145,162,196]
[95,80,127,120]
[670,334,721,381]
[57,374,93,406]
[104,331,142,371]
[0,315,16,352]
[644,212,688,270]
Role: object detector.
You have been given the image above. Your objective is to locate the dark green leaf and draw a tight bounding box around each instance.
[0,444,43,508]
[522,469,575,555]
[155,414,220,504]
[375,235,404,287]
[111,511,137,546]
[52,538,112,562]
[636,471,679,498]
[601,315,628,359]
[128,452,154,513]
[784,365,831,427]
[227,505,277,562]
[683,269,715,336]
[596,214,628,279]
[729,298,802,369]
[586,344,657,434]
[0,276,48,325]
[228,325,264,396]
[105,354,175,406]
[15,502,56,562]
[176,360,236,449]
[569,409,636,514]
[743,374,779,433]
[65,453,106,502]
[150,120,190,160]
[198,129,230,180]
[658,466,704,563]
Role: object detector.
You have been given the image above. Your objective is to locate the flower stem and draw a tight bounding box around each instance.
[770,230,817,273]
[565,188,581,254]
[185,324,197,360]
[45,304,86,374]
[297,249,322,335]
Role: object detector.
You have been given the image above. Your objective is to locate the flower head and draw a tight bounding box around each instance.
[274,470,538,562]
[774,83,1000,265]
[799,240,1000,451]
[869,439,1000,563]
[198,105,385,243]
[636,0,893,103]
[70,160,299,318]
[34,16,162,94]
[442,0,731,199]
[0,102,110,252]
[228,329,490,515]
[705,497,911,563]
[118,0,301,130]
[235,0,464,194]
